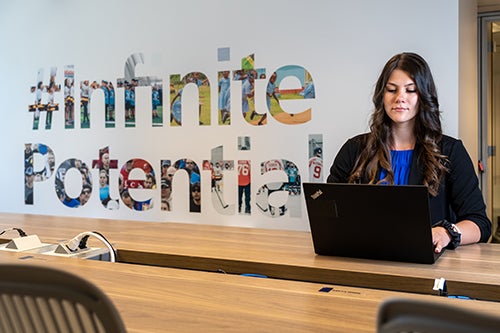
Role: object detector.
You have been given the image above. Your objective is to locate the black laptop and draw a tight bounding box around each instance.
[302,183,442,264]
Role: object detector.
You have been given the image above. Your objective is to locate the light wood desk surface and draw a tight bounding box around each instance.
[1,213,500,301]
[1,250,500,333]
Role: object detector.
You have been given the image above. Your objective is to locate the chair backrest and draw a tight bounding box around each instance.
[0,264,127,333]
[377,297,500,333]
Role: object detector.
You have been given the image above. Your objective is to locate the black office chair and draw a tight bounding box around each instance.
[0,264,127,333]
[377,297,500,333]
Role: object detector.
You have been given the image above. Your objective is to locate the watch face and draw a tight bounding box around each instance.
[451,224,461,235]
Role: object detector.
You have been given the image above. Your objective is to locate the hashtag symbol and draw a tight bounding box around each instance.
[29,69,60,130]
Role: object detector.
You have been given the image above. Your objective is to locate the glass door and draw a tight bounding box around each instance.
[479,14,500,242]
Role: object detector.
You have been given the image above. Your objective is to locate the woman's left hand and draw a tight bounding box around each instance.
[432,226,451,253]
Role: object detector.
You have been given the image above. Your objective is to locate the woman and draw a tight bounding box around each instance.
[327,52,491,253]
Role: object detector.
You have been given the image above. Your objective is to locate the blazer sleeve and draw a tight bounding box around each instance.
[444,138,491,242]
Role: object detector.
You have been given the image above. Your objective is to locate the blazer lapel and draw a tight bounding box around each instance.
[408,145,423,185]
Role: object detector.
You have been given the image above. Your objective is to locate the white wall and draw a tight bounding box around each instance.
[0,0,464,230]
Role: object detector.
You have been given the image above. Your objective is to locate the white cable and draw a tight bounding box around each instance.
[64,231,116,262]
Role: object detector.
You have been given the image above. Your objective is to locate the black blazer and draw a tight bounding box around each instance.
[327,133,491,243]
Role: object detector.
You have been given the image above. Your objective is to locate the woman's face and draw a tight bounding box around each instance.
[383,69,419,126]
[99,170,108,186]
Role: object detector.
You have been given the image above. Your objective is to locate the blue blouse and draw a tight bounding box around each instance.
[380,150,413,185]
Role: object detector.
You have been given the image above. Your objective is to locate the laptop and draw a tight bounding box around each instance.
[302,183,443,264]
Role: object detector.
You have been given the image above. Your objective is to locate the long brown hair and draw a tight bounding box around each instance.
[348,52,448,196]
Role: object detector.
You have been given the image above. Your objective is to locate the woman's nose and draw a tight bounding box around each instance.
[395,89,406,102]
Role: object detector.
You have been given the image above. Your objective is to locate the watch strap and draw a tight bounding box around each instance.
[435,219,461,250]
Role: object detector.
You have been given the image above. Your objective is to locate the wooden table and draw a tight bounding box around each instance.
[1,213,500,302]
[1,250,499,333]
